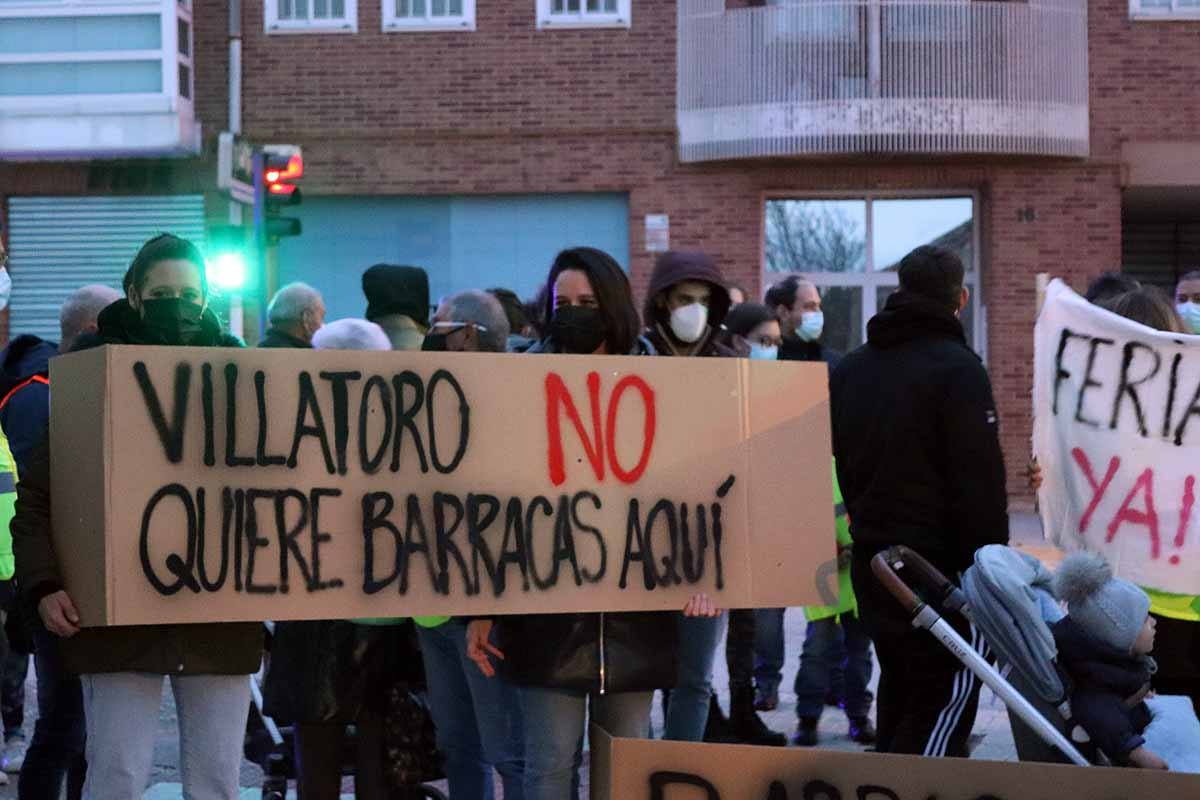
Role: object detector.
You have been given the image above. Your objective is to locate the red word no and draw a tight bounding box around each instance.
[545,371,656,486]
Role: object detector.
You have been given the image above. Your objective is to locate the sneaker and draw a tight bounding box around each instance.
[754,685,779,712]
[2,737,26,773]
[848,717,877,745]
[792,717,819,747]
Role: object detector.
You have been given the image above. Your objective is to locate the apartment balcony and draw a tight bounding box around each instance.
[0,0,199,159]
[677,0,1089,162]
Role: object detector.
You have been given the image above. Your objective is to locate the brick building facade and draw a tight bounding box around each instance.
[3,0,1200,507]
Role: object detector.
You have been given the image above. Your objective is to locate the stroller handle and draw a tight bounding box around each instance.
[871,546,962,616]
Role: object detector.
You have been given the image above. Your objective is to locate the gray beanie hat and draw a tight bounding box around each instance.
[1055,552,1150,653]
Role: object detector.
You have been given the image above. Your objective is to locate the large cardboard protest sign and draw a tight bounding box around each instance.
[1034,279,1200,595]
[590,727,1200,799]
[49,346,834,626]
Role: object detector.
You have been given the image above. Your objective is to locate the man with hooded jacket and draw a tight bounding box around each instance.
[643,251,784,748]
[830,245,1008,758]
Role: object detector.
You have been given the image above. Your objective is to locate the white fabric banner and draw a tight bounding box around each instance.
[1034,279,1200,595]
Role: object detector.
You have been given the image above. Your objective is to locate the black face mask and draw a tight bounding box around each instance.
[140,298,205,345]
[421,333,448,352]
[550,305,609,354]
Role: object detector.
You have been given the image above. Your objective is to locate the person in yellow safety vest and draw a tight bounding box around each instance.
[792,462,876,748]
[0,431,16,582]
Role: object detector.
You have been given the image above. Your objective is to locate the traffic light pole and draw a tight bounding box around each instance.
[251,150,267,339]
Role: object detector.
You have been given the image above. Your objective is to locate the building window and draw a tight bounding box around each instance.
[537,0,631,29]
[265,0,358,33]
[763,194,983,358]
[1130,0,1200,18]
[384,0,475,30]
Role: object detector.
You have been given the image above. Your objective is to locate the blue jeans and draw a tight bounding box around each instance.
[753,608,786,693]
[663,613,726,741]
[794,616,873,720]
[755,608,847,700]
[19,614,86,800]
[520,687,651,800]
[415,621,524,800]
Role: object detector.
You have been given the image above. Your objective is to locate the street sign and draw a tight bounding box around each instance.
[217,132,255,204]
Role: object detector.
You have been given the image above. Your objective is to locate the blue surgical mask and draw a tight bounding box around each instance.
[749,343,778,361]
[797,311,824,342]
[1178,302,1200,334]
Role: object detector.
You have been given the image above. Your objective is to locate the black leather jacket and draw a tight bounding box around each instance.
[495,611,677,694]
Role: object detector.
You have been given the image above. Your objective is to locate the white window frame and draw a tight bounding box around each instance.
[383,0,475,31]
[0,0,193,114]
[265,0,357,35]
[762,190,986,361]
[536,0,631,30]
[1129,0,1200,19]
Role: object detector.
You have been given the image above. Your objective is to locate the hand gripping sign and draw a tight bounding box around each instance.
[1035,279,1200,596]
[49,347,835,626]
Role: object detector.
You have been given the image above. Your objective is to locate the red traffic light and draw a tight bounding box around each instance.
[264,153,303,184]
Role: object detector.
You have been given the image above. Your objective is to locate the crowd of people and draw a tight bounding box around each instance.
[0,231,1191,800]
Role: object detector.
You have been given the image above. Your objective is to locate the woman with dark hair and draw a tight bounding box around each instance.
[12,234,260,800]
[722,302,783,361]
[526,247,642,356]
[466,247,718,800]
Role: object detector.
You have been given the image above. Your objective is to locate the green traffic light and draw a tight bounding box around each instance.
[209,252,248,290]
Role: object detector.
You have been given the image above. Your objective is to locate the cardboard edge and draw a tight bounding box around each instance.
[49,345,112,627]
[588,724,613,800]
[744,362,836,608]
[736,357,756,605]
[103,347,115,626]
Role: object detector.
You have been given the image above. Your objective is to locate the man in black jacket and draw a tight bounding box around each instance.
[830,245,1008,758]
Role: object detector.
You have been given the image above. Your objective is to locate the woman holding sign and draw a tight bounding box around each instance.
[467,247,720,800]
[11,234,261,800]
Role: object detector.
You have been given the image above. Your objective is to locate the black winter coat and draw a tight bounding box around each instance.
[0,335,56,474]
[832,291,1008,635]
[259,327,312,349]
[778,336,841,374]
[1052,616,1154,761]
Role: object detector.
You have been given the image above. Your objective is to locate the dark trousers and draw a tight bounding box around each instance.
[871,616,985,757]
[794,616,873,721]
[294,717,395,800]
[18,615,86,800]
[726,610,756,691]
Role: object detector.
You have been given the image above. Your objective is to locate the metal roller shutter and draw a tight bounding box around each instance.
[6,195,205,342]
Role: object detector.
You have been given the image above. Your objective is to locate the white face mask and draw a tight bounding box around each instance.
[1178,302,1200,335]
[796,310,824,342]
[748,343,778,361]
[0,268,11,313]
[669,303,709,344]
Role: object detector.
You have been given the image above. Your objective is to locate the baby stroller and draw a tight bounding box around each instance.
[871,544,1097,766]
[244,621,449,800]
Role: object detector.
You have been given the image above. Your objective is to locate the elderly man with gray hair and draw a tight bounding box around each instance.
[421,290,510,353]
[261,282,325,348]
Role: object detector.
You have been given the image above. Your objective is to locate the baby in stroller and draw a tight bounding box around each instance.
[1052,552,1164,769]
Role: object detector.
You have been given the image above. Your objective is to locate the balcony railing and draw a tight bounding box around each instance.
[677,0,1089,162]
[0,0,199,159]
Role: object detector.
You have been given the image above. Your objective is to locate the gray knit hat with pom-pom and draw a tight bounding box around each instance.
[1055,552,1150,653]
